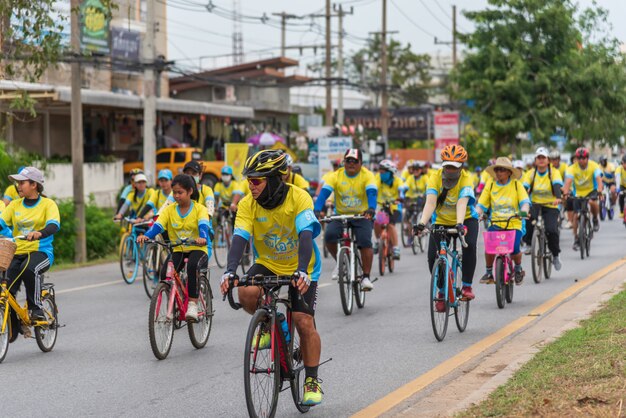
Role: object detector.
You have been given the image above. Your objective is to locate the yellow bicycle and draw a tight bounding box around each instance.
[0,237,59,363]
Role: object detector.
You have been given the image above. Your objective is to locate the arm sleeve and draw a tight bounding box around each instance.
[226,235,247,273]
[552,184,562,198]
[117,201,130,216]
[38,223,60,239]
[314,188,332,212]
[144,223,164,240]
[366,188,377,210]
[138,205,153,218]
[297,230,313,272]
[199,223,210,240]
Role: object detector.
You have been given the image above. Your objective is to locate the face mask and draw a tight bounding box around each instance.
[442,169,461,189]
[193,175,201,184]
[222,174,232,183]
[380,171,392,183]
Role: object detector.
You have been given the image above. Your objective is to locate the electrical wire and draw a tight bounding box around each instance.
[389,0,438,38]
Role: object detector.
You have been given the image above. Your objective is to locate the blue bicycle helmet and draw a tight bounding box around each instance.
[221,165,234,175]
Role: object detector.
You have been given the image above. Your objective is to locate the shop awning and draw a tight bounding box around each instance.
[156,97,254,119]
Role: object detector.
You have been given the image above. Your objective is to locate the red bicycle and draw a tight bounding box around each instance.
[147,239,213,360]
[375,202,395,276]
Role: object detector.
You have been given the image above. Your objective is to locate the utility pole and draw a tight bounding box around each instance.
[380,0,389,146]
[143,0,156,185]
[333,4,353,126]
[434,4,458,68]
[70,0,86,263]
[272,12,300,57]
[325,0,333,127]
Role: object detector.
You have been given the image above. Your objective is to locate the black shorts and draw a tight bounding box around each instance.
[573,191,599,212]
[389,210,401,225]
[246,263,318,316]
[324,217,373,249]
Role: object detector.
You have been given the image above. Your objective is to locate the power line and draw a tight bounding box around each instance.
[416,0,452,31]
[389,0,438,38]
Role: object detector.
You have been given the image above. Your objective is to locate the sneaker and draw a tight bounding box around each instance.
[373,241,379,254]
[302,377,323,406]
[479,273,494,284]
[573,239,580,251]
[461,286,475,300]
[331,265,339,280]
[593,218,600,232]
[514,269,525,285]
[361,276,374,291]
[252,328,271,351]
[564,221,572,229]
[392,246,401,260]
[30,308,46,321]
[553,255,562,271]
[186,301,199,322]
[435,292,446,312]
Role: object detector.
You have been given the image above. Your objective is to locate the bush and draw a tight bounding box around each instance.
[55,196,118,263]
[0,140,46,191]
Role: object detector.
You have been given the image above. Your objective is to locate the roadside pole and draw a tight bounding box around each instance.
[143,0,156,183]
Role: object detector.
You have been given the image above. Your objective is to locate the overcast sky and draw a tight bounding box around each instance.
[165,0,626,74]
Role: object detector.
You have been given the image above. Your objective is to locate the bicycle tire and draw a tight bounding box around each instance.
[289,330,311,413]
[600,196,607,221]
[337,248,353,316]
[188,276,213,349]
[430,259,449,342]
[142,243,161,299]
[543,247,553,280]
[453,261,469,332]
[148,283,175,360]
[387,243,394,273]
[505,260,514,304]
[244,310,280,418]
[240,240,252,275]
[354,252,366,309]
[120,235,139,284]
[213,223,226,269]
[585,218,592,257]
[578,215,586,260]
[0,303,9,363]
[494,256,506,309]
[34,294,58,352]
[378,238,385,276]
[608,206,615,220]
[401,219,410,248]
[530,231,543,284]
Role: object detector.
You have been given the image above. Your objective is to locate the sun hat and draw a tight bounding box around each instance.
[485,157,522,180]
[133,173,148,183]
[9,166,44,185]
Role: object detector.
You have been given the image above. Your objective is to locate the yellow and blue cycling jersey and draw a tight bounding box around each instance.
[149,189,171,212]
[120,183,133,200]
[314,167,378,215]
[551,162,567,179]
[615,166,626,189]
[426,168,478,225]
[214,181,243,208]
[478,178,530,230]
[0,197,60,264]
[601,162,617,184]
[0,200,5,214]
[287,172,310,190]
[522,167,563,209]
[375,174,404,212]
[124,188,156,216]
[565,161,602,197]
[400,167,410,182]
[147,201,212,254]
[404,174,428,198]
[234,185,322,281]
[3,184,19,203]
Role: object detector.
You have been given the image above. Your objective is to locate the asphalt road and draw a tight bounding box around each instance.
[2,219,625,417]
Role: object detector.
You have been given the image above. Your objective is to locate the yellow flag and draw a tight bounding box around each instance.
[225,143,251,181]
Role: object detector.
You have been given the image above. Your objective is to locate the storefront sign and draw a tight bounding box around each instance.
[80,0,110,54]
[344,107,431,140]
[111,27,140,62]
[434,111,460,162]
[318,136,352,180]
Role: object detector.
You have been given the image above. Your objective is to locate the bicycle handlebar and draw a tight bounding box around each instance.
[0,235,26,242]
[142,238,198,252]
[427,226,469,248]
[319,214,365,223]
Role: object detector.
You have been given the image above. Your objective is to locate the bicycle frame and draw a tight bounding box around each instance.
[432,233,463,307]
[0,281,49,333]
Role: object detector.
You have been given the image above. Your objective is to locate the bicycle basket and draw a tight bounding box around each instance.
[0,240,17,271]
[483,230,516,255]
[374,211,390,225]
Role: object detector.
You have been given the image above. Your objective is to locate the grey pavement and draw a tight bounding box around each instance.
[2,220,625,417]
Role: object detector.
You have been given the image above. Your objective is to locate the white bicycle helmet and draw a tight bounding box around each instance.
[379,159,397,174]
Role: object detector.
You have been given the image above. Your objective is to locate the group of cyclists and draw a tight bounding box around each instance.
[0,141,622,411]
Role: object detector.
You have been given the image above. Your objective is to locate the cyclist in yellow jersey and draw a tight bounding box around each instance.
[599,156,618,210]
[374,159,404,260]
[214,166,243,211]
[522,148,564,270]
[114,173,156,221]
[549,150,567,179]
[283,154,310,190]
[562,147,603,250]
[415,144,479,302]
[400,159,415,181]
[314,148,378,291]
[0,167,60,321]
[138,174,212,321]
[476,157,530,285]
[615,155,626,221]
[2,183,20,207]
[160,161,216,217]
[0,199,4,214]
[219,150,323,406]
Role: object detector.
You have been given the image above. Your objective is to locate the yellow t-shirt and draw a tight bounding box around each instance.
[0,197,60,263]
[321,167,377,215]
[478,179,530,230]
[0,200,5,215]
[164,184,215,216]
[522,167,563,209]
[615,166,626,188]
[375,174,404,211]
[479,170,491,186]
[3,185,19,203]
[237,179,251,197]
[400,168,410,182]
[565,161,601,197]
[404,174,428,198]
[426,168,478,225]
[551,162,567,179]
[150,189,171,213]
[125,188,156,216]
[214,181,243,207]
[234,185,321,280]
[154,202,210,254]
[287,173,310,190]
[601,162,616,184]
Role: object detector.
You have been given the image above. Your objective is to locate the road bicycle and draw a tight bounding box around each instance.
[574,196,593,259]
[225,273,327,418]
[529,206,554,284]
[599,184,615,221]
[483,216,518,309]
[0,237,59,363]
[117,217,152,284]
[320,215,367,316]
[213,207,234,269]
[402,197,425,255]
[375,202,395,276]
[146,239,213,360]
[425,226,470,342]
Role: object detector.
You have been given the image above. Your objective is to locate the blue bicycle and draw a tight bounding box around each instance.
[117,218,152,285]
[427,226,471,342]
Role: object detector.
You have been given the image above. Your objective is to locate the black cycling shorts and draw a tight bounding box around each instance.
[573,190,599,212]
[324,217,373,249]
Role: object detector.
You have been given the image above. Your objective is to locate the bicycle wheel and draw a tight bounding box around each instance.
[430,259,449,342]
[34,294,58,352]
[142,243,161,299]
[585,218,592,257]
[289,330,311,413]
[578,215,586,260]
[120,235,139,284]
[378,238,385,276]
[453,262,469,332]
[530,231,543,284]
[494,256,506,309]
[401,219,410,248]
[148,283,175,360]
[213,223,226,269]
[0,303,9,363]
[244,310,280,418]
[387,240,395,273]
[188,275,213,349]
[322,225,329,259]
[609,205,615,220]
[505,261,514,304]
[337,248,353,316]
[354,252,366,309]
[543,246,553,280]
[240,240,252,275]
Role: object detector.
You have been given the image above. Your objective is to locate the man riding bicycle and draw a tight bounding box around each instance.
[615,155,626,222]
[599,156,617,211]
[314,148,377,291]
[373,159,404,260]
[562,147,603,250]
[219,150,324,406]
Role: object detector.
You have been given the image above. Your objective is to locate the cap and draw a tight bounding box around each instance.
[441,161,463,168]
[133,173,148,183]
[535,147,549,158]
[221,165,233,175]
[183,161,202,173]
[9,166,44,185]
[344,148,362,162]
[157,169,173,180]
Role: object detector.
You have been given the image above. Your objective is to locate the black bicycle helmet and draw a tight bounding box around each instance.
[621,154,626,164]
[242,150,289,178]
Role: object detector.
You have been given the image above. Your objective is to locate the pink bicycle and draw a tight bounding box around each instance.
[483,215,519,309]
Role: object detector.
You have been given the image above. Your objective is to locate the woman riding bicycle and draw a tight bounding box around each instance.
[374,159,404,260]
[114,173,156,222]
[414,145,479,300]
[0,167,60,320]
[137,174,213,322]
[476,157,531,285]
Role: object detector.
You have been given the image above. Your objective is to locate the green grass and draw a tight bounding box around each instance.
[459,287,626,417]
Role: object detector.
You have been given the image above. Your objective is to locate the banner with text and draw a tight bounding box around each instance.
[434,111,460,162]
[318,137,352,181]
[225,143,251,181]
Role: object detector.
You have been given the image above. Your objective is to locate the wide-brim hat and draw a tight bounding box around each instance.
[485,157,522,180]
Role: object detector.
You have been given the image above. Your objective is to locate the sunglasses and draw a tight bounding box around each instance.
[345,158,359,164]
[247,177,266,186]
[494,167,510,173]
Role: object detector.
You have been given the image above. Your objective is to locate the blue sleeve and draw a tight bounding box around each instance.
[144,223,164,240]
[295,209,321,238]
[477,203,489,213]
[199,223,210,240]
[0,218,12,237]
[367,188,377,210]
[519,198,531,209]
[234,228,251,241]
[426,188,438,196]
[120,185,132,200]
[314,188,332,212]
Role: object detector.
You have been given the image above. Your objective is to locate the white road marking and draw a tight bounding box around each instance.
[56,280,121,295]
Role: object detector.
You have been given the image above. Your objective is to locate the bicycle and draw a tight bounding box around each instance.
[599,184,615,221]
[213,207,234,269]
[0,237,59,363]
[402,197,425,255]
[529,206,554,284]
[321,201,334,259]
[117,217,152,284]
[225,273,327,418]
[142,234,168,299]
[146,239,213,360]
[573,196,593,259]
[320,215,367,316]
[424,226,470,342]
[375,202,396,276]
[483,216,519,309]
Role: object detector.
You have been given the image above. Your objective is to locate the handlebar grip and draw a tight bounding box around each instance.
[227,288,242,310]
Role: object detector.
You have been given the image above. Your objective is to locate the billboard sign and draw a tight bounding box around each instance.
[434,111,460,162]
[80,0,110,54]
